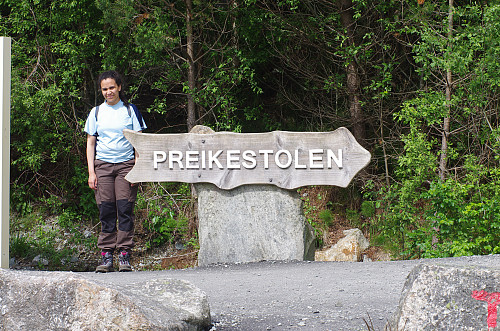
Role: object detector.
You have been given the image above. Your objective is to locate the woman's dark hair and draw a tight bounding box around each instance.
[98,70,128,105]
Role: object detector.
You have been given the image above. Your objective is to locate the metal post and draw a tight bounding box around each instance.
[0,37,11,269]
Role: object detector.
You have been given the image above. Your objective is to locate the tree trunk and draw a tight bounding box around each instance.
[337,0,365,145]
[186,0,199,227]
[186,0,196,132]
[230,0,240,67]
[439,0,453,181]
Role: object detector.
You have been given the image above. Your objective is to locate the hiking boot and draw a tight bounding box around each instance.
[118,250,132,272]
[95,251,114,273]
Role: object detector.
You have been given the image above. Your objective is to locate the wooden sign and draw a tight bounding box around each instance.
[123,127,370,190]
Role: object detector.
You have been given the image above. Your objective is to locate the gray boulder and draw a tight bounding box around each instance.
[390,262,500,330]
[196,183,316,266]
[0,269,211,330]
[31,254,49,266]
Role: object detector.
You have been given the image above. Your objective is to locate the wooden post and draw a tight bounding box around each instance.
[0,37,11,269]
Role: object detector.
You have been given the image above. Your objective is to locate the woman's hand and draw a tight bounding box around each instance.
[88,172,98,190]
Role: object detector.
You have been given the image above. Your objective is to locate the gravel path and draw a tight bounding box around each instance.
[82,259,422,330]
[81,255,500,330]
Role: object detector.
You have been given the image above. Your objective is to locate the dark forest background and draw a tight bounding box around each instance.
[2,0,500,266]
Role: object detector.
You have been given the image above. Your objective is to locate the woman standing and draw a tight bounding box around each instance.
[84,71,147,272]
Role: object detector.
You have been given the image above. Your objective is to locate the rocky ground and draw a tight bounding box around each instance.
[9,186,388,272]
[9,228,199,272]
[10,217,388,273]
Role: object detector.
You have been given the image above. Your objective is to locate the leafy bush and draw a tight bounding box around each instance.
[318,209,334,228]
[419,177,500,257]
[372,152,500,259]
[139,183,194,248]
[360,201,375,218]
[147,208,189,246]
[10,236,33,260]
[9,230,80,271]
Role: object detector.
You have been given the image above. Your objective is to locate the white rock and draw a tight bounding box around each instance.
[315,228,369,262]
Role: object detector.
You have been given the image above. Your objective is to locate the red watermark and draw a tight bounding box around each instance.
[472,290,500,329]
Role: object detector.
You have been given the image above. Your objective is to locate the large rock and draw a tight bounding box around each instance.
[390,262,500,330]
[196,183,316,266]
[315,228,369,262]
[0,269,211,330]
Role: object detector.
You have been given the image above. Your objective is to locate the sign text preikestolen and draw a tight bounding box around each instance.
[123,127,371,190]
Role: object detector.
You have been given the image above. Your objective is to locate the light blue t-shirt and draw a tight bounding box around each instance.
[84,100,147,163]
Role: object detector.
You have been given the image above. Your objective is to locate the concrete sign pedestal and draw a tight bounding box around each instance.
[196,183,316,266]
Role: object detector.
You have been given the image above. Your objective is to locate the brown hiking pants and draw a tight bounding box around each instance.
[94,159,138,252]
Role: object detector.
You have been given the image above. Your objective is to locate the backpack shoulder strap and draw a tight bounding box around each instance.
[128,103,146,130]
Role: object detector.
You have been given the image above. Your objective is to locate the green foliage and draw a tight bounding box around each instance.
[147,209,189,246]
[10,209,96,271]
[369,2,500,259]
[68,165,100,221]
[139,183,193,248]
[10,236,32,259]
[300,188,324,247]
[10,182,33,217]
[346,208,363,229]
[318,209,334,228]
[3,0,105,222]
[360,201,375,218]
[10,234,80,271]
[418,164,500,257]
[186,233,200,250]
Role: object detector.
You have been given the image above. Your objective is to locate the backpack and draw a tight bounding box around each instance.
[95,103,146,131]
